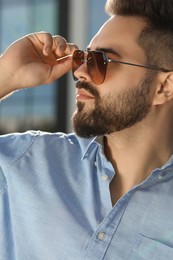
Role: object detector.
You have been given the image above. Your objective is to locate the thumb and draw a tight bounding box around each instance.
[48,55,72,82]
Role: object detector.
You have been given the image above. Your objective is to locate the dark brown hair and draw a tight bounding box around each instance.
[105,0,173,69]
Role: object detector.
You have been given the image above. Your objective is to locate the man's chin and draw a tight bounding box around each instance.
[72,113,95,138]
[73,129,97,138]
[76,100,96,113]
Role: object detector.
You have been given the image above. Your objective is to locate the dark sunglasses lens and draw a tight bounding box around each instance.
[72,50,84,81]
[87,51,107,85]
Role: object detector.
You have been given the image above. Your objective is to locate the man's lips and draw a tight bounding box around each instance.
[76,89,95,100]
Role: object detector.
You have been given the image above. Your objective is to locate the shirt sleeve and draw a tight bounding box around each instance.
[0,130,39,165]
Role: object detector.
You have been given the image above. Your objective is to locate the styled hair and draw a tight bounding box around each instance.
[105,0,173,69]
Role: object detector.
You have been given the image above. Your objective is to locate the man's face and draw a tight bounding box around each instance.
[72,16,156,137]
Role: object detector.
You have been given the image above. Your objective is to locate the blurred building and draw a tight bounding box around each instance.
[0,0,108,134]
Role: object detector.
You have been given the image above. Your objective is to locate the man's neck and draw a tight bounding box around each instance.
[104,122,173,205]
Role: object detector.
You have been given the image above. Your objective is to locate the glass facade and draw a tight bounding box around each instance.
[88,0,108,40]
[0,0,61,133]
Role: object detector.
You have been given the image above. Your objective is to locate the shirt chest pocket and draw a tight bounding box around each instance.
[129,234,173,260]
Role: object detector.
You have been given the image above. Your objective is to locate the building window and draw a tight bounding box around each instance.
[0,0,68,133]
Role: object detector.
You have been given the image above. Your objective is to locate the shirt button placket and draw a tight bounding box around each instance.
[101,175,109,182]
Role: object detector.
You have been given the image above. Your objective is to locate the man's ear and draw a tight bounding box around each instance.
[152,72,173,105]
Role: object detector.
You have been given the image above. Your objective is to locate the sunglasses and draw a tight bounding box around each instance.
[72,49,172,85]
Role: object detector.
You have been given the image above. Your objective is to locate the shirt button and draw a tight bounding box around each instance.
[101,175,109,182]
[158,175,163,180]
[98,232,106,241]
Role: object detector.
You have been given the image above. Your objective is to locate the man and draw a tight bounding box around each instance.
[1,0,173,259]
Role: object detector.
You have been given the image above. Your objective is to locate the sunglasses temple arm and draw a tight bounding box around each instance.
[57,54,73,62]
[109,59,171,72]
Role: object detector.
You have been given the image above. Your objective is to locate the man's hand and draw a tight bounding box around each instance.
[0,32,77,98]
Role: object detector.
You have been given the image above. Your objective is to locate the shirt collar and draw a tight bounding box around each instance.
[77,134,173,173]
[77,136,103,160]
[160,153,173,170]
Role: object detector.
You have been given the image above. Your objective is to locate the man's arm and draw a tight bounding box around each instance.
[0,32,77,99]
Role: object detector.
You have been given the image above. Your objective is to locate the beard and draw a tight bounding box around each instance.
[72,72,155,138]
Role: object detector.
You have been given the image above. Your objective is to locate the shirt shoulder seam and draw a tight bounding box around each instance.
[9,131,39,165]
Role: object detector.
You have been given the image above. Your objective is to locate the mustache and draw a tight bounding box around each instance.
[75,81,100,98]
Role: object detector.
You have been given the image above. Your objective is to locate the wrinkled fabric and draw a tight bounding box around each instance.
[1,131,173,260]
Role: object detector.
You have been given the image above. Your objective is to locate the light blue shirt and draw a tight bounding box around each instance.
[1,131,173,259]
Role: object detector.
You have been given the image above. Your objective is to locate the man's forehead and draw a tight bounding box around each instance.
[87,15,147,60]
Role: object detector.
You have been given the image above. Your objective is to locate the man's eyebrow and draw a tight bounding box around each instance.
[86,47,122,57]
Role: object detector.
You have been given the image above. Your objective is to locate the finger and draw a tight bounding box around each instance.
[31,32,54,56]
[51,35,68,56]
[54,41,78,59]
[64,43,79,55]
[47,55,72,83]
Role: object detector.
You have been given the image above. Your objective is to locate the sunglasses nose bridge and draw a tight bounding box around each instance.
[81,57,87,64]
[81,51,89,64]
